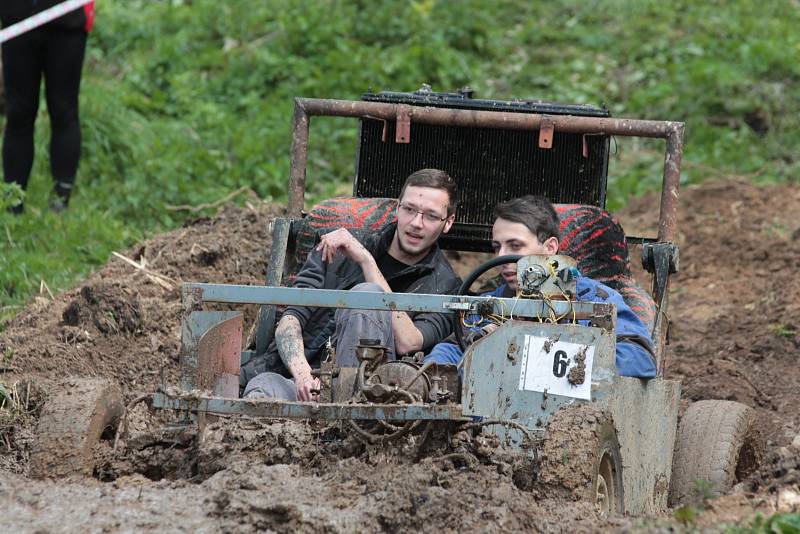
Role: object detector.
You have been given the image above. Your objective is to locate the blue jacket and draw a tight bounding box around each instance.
[425,276,657,378]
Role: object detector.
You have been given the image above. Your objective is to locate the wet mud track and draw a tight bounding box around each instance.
[1,181,799,532]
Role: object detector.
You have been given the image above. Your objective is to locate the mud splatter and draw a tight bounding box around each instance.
[567,346,588,385]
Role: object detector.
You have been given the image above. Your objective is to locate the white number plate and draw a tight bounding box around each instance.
[518,335,595,400]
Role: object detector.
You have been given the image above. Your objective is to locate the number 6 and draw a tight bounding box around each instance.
[552,350,568,377]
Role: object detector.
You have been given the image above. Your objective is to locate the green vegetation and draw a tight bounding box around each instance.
[671,481,799,532]
[673,479,720,526]
[768,323,797,339]
[1,0,799,323]
[672,509,800,532]
[727,512,800,534]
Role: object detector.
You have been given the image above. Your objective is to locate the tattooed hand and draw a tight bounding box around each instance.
[275,314,319,402]
[295,373,320,402]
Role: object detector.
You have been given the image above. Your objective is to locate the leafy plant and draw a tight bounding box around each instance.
[0,183,24,211]
[673,505,697,526]
[768,323,797,339]
[726,512,800,534]
[673,478,719,524]
[693,478,718,504]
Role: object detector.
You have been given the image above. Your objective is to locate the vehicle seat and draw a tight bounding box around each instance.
[291,197,398,278]
[556,204,656,332]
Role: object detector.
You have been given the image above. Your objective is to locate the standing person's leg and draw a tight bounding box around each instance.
[42,27,87,209]
[332,282,396,367]
[2,30,45,213]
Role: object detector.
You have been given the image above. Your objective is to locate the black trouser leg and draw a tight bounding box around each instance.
[43,28,87,204]
[2,30,44,196]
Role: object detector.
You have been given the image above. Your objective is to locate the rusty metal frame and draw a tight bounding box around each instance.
[288,98,684,242]
[287,97,684,373]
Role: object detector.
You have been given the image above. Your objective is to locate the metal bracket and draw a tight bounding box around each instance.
[538,117,555,149]
[182,286,204,315]
[642,241,679,309]
[642,241,679,277]
[363,115,389,142]
[396,105,411,144]
[642,242,679,347]
[588,303,616,332]
[442,301,472,311]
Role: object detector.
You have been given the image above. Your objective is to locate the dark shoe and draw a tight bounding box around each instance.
[54,181,74,202]
[7,202,24,215]
[49,197,68,213]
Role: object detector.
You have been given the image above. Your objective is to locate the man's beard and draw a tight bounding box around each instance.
[396,231,436,260]
[397,234,424,257]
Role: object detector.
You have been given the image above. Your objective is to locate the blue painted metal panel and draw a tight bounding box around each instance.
[461,321,616,444]
[185,283,614,324]
[151,393,470,421]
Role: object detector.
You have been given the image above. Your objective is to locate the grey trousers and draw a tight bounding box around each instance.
[243,282,394,400]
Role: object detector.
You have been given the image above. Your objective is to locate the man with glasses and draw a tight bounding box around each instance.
[243,169,461,401]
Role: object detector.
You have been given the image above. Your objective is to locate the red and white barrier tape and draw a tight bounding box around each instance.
[0,0,93,45]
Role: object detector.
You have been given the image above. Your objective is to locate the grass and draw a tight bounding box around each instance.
[1,0,799,325]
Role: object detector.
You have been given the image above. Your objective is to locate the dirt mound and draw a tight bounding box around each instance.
[0,201,285,397]
[0,201,284,475]
[623,180,800,447]
[1,180,799,531]
[62,284,145,335]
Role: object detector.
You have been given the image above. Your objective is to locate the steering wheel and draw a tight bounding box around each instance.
[454,254,523,351]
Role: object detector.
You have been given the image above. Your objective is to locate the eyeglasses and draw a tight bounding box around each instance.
[398,203,449,224]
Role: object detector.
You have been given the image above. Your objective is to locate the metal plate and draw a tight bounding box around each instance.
[152,394,469,422]
[462,321,616,428]
[180,311,242,394]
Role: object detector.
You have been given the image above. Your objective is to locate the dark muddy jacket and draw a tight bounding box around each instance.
[262,223,461,378]
[0,1,95,31]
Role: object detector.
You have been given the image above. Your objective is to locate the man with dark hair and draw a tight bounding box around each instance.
[426,195,657,378]
[243,168,462,400]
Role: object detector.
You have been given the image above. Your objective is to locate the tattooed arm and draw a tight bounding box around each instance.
[275,314,320,401]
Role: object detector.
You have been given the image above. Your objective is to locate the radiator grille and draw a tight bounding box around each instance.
[355,90,610,252]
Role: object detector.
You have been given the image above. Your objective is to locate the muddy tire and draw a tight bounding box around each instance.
[669,400,764,507]
[29,378,124,479]
[538,404,624,516]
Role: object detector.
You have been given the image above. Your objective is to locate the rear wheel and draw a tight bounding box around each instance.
[669,400,764,507]
[29,378,124,479]
[538,404,624,516]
